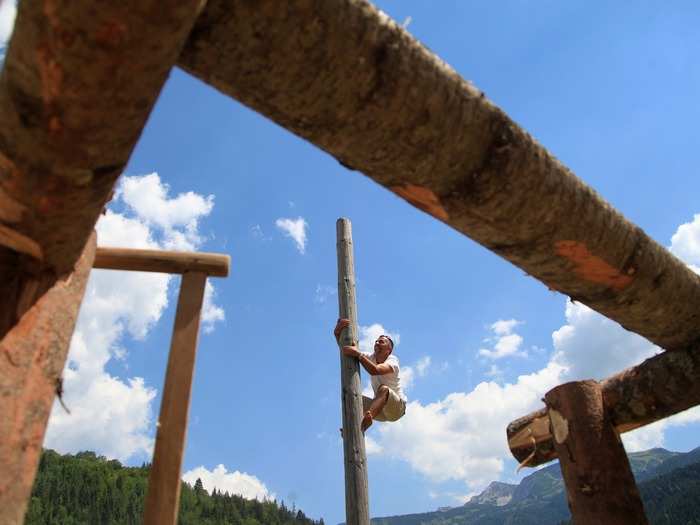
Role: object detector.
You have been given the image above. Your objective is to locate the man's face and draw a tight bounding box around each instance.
[373,335,393,362]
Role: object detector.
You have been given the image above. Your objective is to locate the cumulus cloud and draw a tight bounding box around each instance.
[401,356,431,393]
[478,319,525,359]
[202,280,225,334]
[44,174,223,462]
[275,217,308,254]
[670,213,700,273]
[183,465,273,500]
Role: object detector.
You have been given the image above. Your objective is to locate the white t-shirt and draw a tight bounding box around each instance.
[362,352,407,402]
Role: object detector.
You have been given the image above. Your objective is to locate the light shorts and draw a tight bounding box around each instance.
[363,387,406,422]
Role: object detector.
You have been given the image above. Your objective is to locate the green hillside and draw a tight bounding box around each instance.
[24,449,322,525]
[370,447,700,525]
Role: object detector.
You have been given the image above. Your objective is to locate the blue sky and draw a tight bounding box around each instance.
[3,2,700,523]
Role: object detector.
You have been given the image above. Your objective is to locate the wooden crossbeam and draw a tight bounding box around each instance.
[0,0,207,338]
[507,343,700,467]
[94,247,230,277]
[0,233,95,525]
[177,0,700,353]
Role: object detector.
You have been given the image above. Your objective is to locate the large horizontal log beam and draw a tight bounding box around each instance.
[94,247,230,277]
[507,344,700,467]
[178,0,700,352]
[0,0,207,337]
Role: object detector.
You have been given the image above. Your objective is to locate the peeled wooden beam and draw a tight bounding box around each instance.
[545,381,648,524]
[94,247,230,277]
[178,0,700,352]
[507,344,700,466]
[144,272,207,525]
[0,0,207,337]
[0,233,95,525]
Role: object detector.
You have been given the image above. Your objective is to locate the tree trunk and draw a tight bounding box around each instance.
[336,218,370,525]
[545,381,648,524]
[0,0,207,337]
[178,0,700,353]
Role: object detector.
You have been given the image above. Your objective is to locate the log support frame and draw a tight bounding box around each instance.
[545,381,648,524]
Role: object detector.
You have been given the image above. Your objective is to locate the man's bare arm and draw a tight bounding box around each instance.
[341,345,393,375]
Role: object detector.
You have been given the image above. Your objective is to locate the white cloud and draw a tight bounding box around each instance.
[478,319,525,360]
[44,174,223,462]
[120,173,214,250]
[314,284,336,304]
[358,323,400,354]
[202,280,225,334]
[670,213,700,274]
[365,436,383,455]
[401,356,431,393]
[275,217,308,254]
[183,465,273,500]
[0,0,17,52]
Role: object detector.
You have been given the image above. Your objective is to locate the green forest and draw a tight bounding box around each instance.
[25,449,323,525]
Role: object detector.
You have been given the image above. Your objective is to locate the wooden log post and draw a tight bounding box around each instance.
[336,218,370,525]
[0,233,96,525]
[507,342,700,467]
[545,381,648,525]
[144,272,207,525]
[94,247,230,277]
[0,0,207,338]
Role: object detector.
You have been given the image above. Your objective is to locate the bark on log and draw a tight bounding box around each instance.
[545,381,648,524]
[0,232,96,525]
[0,0,207,337]
[336,218,370,525]
[507,343,700,466]
[178,0,700,353]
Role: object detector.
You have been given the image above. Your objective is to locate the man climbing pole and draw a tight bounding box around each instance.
[334,319,407,432]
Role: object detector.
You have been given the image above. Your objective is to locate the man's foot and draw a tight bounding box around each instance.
[361,411,373,433]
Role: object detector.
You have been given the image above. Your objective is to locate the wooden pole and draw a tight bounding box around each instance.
[144,272,207,525]
[0,232,96,525]
[336,218,370,525]
[94,247,230,277]
[507,342,700,467]
[544,381,648,525]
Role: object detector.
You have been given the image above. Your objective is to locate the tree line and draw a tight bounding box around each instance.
[25,449,324,525]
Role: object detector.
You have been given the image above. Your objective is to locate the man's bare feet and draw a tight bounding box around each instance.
[361,411,373,433]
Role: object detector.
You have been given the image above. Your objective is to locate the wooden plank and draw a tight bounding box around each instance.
[144,271,207,525]
[0,232,96,525]
[178,0,700,353]
[94,247,230,277]
[336,218,370,525]
[545,381,648,524]
[0,0,207,337]
[507,343,700,467]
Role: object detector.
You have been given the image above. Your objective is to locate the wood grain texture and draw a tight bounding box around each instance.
[0,232,96,525]
[144,272,207,525]
[178,0,700,353]
[94,247,230,277]
[336,218,370,525]
[545,381,648,525]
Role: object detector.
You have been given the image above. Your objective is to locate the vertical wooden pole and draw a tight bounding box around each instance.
[336,218,370,525]
[545,380,648,525]
[144,271,207,525]
[0,233,96,525]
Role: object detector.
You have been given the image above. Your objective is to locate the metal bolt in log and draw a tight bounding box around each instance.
[336,218,370,525]
[545,381,648,524]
